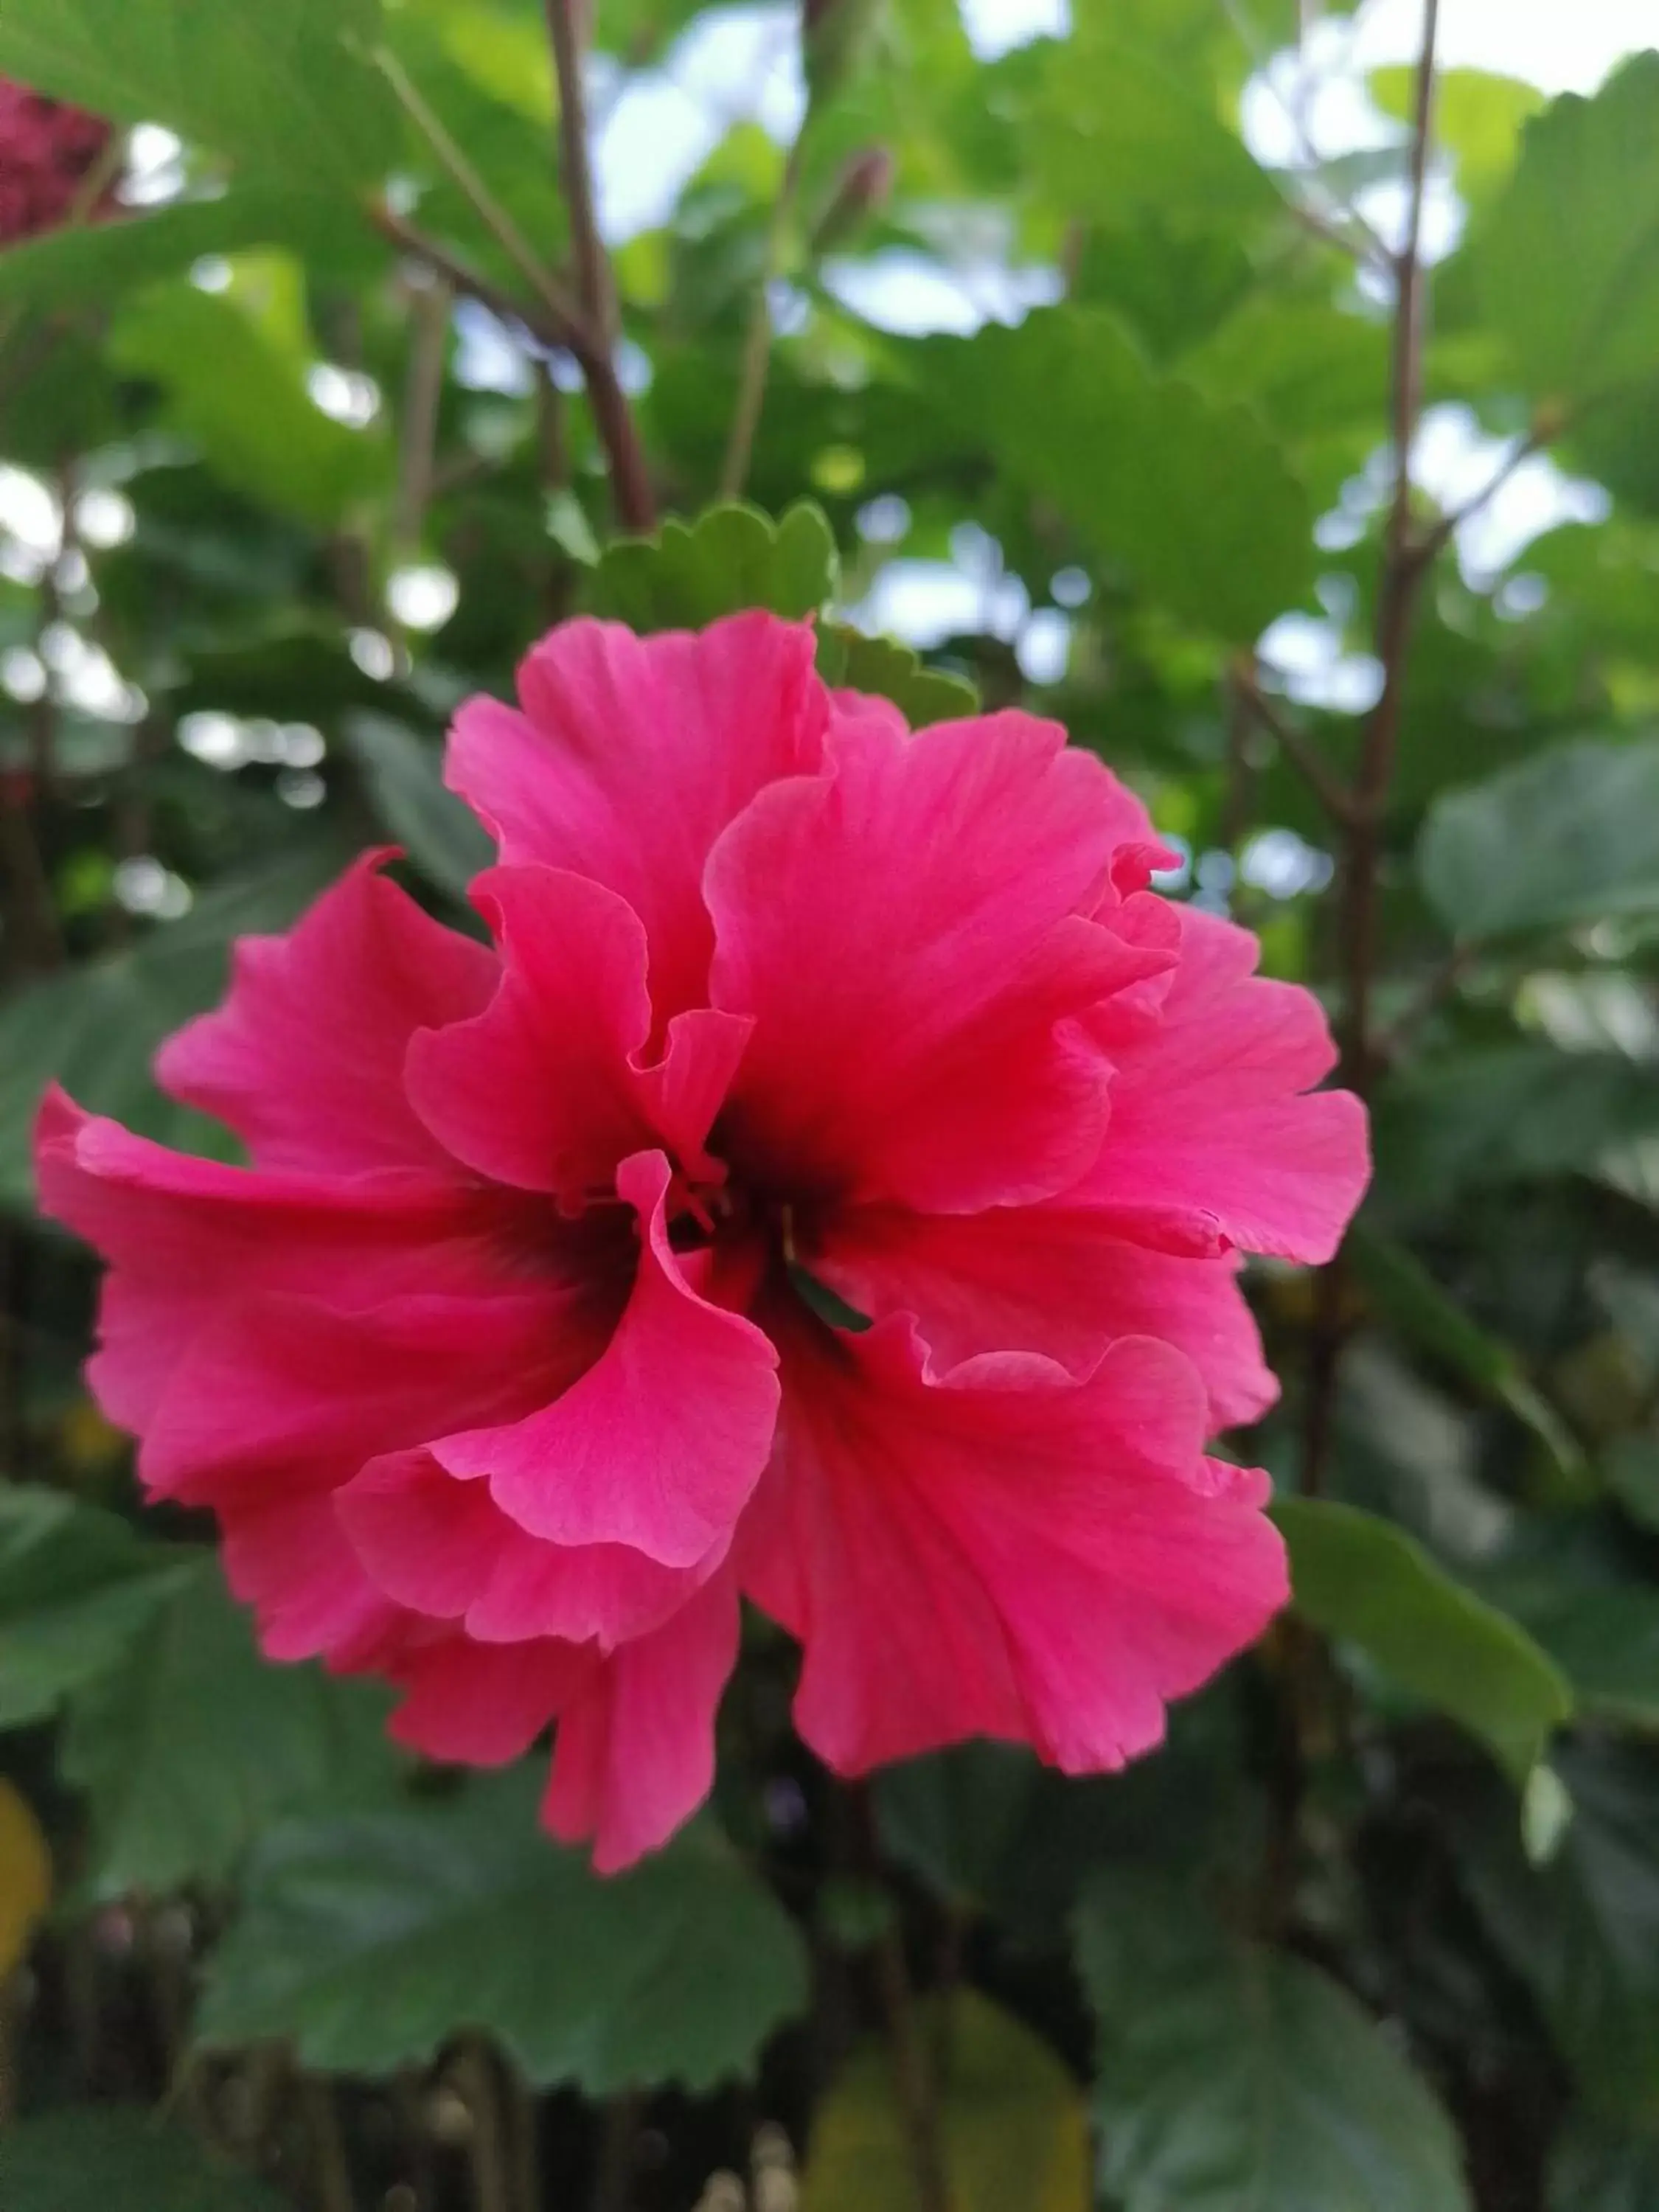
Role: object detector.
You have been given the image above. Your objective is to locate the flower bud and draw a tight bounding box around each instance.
[0,80,117,248]
[810,145,895,253]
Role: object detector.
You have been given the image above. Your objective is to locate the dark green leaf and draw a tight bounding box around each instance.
[1374,1045,1659,1208]
[1606,1436,1659,1536]
[0,1488,192,1731]
[1418,740,1659,945]
[198,1767,809,2090]
[814,625,978,726]
[1548,2115,1659,2211]
[1447,1744,1659,2125]
[1273,1497,1572,1781]
[585,501,839,631]
[0,844,348,1210]
[913,308,1313,640]
[1478,1552,1659,1732]
[1076,1873,1473,2212]
[344,713,492,902]
[0,194,364,315]
[63,1559,403,1896]
[0,0,397,190]
[1349,1226,1583,1473]
[0,2107,285,2212]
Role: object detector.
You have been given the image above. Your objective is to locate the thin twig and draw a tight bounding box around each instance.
[544,0,613,343]
[846,1783,954,2212]
[1231,660,1357,827]
[1303,0,1441,1503]
[371,42,591,344]
[394,271,453,553]
[370,202,564,347]
[453,2039,515,2212]
[541,0,657,529]
[719,134,807,499]
[589,2090,643,2212]
[1413,424,1550,566]
[301,2078,356,2212]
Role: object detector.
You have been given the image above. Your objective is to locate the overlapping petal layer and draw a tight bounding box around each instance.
[35,611,1368,1871]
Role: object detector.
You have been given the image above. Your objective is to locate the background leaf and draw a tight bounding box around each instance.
[62,1561,403,1896]
[0,1486,192,1729]
[801,1988,1088,2212]
[197,1767,810,2091]
[1076,1873,1473,2212]
[1274,1497,1573,1782]
[0,2107,285,2211]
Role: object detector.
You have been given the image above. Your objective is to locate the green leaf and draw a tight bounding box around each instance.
[1273,1498,1573,1783]
[63,1559,403,1896]
[0,0,397,192]
[1478,1554,1659,1733]
[801,1988,1088,2212]
[1463,52,1659,403]
[0,1488,192,1731]
[1349,1226,1583,1475]
[1371,68,1544,212]
[0,193,364,316]
[1418,739,1659,945]
[1075,1873,1473,2212]
[1548,2115,1659,2211]
[1606,1436,1659,1535]
[112,285,391,530]
[814,625,978,727]
[1374,1044,1659,1209]
[197,1768,810,2090]
[1447,1743,1659,2125]
[0,844,347,1210]
[1030,25,1279,225]
[913,308,1313,640]
[344,713,492,902]
[0,2107,285,2211]
[585,501,839,631]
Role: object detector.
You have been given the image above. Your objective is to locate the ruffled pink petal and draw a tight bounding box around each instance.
[436,1152,780,1568]
[810,1203,1276,1427]
[33,1089,526,1435]
[742,1310,1286,1776]
[338,1447,716,1649]
[389,1634,589,1767]
[541,1568,742,1872]
[706,709,1175,1211]
[446,613,827,1018]
[139,1282,611,1506]
[156,852,497,1177]
[219,1489,408,1668]
[406,866,750,1200]
[1077,905,1370,1262]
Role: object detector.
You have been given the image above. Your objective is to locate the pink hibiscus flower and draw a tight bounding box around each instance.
[35,613,1368,1871]
[0,82,115,246]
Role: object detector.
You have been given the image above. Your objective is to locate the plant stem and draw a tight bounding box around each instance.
[719,135,807,500]
[1302,0,1439,1498]
[372,42,588,344]
[395,271,453,554]
[301,2078,356,2212]
[1231,658,1357,827]
[846,1782,954,2212]
[543,0,657,531]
